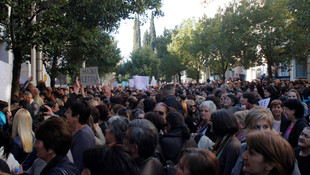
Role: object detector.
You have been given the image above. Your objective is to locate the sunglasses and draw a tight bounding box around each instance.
[154,110,165,115]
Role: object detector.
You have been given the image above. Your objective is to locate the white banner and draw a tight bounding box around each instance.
[258,98,270,108]
[80,67,99,86]
[0,61,12,102]
[129,79,135,88]
[133,76,149,90]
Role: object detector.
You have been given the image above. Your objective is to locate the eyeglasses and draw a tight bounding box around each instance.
[154,111,165,115]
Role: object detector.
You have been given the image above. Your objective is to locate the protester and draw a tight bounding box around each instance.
[35,117,79,175]
[295,127,310,175]
[105,116,129,146]
[65,101,95,173]
[175,148,219,175]
[211,109,240,175]
[242,131,295,175]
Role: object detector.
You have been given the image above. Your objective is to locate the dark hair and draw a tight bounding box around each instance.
[166,112,190,140]
[226,94,239,106]
[96,104,109,122]
[0,129,13,159]
[35,117,72,155]
[283,99,304,119]
[144,112,165,132]
[128,119,158,159]
[83,145,140,175]
[69,101,91,124]
[90,106,100,123]
[211,109,238,136]
[143,98,156,113]
[242,92,256,105]
[179,148,219,175]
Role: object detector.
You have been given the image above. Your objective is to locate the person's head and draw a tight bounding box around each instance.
[12,108,34,153]
[283,99,304,120]
[211,109,238,137]
[298,127,310,149]
[163,84,175,96]
[241,131,295,175]
[263,85,277,98]
[144,112,165,132]
[65,101,91,126]
[234,110,249,132]
[102,85,111,99]
[219,93,228,107]
[88,99,99,107]
[241,92,256,105]
[220,84,229,93]
[123,119,158,159]
[199,101,217,122]
[165,112,185,131]
[175,148,219,175]
[35,117,72,162]
[143,98,156,113]
[126,96,139,110]
[154,102,169,120]
[287,89,301,101]
[30,87,39,98]
[23,91,33,103]
[270,100,283,120]
[82,145,140,175]
[96,104,109,122]
[185,100,196,113]
[195,96,206,107]
[245,107,273,134]
[105,116,129,145]
[224,94,239,109]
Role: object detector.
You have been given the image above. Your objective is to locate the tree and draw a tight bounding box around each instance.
[142,30,150,47]
[133,14,141,51]
[155,29,185,82]
[149,12,156,50]
[0,0,163,99]
[168,19,206,83]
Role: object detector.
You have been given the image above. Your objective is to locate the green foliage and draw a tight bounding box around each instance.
[143,30,150,47]
[133,14,141,51]
[150,12,156,50]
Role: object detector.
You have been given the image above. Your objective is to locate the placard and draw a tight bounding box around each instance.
[129,79,135,88]
[133,76,149,90]
[0,61,11,102]
[258,98,270,108]
[80,67,99,86]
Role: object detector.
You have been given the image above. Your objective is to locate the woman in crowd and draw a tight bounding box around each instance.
[223,94,239,110]
[211,109,240,175]
[240,92,256,110]
[287,89,308,117]
[160,112,190,164]
[81,145,140,175]
[263,85,279,108]
[231,107,274,175]
[0,128,19,172]
[242,131,295,175]
[196,101,217,142]
[283,99,308,148]
[153,102,169,121]
[35,117,79,175]
[175,148,219,175]
[105,116,129,147]
[11,108,37,171]
[185,100,199,133]
[269,100,289,134]
[234,110,249,143]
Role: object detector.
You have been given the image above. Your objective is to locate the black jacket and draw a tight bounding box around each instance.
[161,95,184,115]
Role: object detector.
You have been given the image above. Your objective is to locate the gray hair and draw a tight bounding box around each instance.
[107,116,129,144]
[200,101,217,114]
[128,119,158,158]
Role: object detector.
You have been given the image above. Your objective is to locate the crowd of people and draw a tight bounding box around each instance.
[0,76,309,175]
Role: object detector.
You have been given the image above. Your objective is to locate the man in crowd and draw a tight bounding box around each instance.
[161,84,184,115]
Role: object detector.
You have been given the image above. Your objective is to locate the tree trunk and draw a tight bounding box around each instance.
[50,75,56,90]
[11,49,23,103]
[178,72,181,83]
[267,60,273,79]
[196,70,200,84]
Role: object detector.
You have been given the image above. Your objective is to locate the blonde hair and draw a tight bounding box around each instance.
[12,108,34,153]
[245,107,274,133]
[234,110,249,125]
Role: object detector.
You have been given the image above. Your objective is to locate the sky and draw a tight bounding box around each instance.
[113,0,232,61]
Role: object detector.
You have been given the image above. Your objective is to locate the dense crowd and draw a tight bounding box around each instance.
[0,76,309,175]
